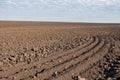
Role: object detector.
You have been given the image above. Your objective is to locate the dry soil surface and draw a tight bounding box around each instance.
[0,21,120,80]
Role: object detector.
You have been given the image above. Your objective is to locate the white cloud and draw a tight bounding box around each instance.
[0,0,120,22]
[77,0,120,5]
[0,0,120,11]
[2,0,120,7]
[0,0,115,5]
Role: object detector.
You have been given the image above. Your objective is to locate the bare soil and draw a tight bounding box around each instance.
[0,21,120,80]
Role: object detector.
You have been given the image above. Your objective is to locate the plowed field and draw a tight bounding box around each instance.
[0,21,120,80]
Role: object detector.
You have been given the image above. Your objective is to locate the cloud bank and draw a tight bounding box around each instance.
[1,0,120,9]
[0,0,120,22]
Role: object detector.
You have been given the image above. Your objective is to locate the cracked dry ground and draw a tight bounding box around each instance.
[0,22,120,80]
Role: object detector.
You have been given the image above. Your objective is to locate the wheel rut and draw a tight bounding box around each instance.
[18,36,99,80]
[22,36,104,80]
[53,40,110,80]
[0,36,94,79]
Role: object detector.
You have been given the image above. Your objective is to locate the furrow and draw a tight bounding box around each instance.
[0,37,93,79]
[32,37,104,80]
[54,41,109,80]
[16,36,99,80]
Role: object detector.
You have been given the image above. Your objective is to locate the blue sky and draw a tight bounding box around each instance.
[0,0,120,23]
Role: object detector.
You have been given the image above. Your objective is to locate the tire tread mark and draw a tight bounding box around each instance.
[32,37,104,80]
[53,40,109,80]
[14,37,98,80]
[0,37,93,79]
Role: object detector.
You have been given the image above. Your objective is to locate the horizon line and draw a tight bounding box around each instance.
[0,19,120,24]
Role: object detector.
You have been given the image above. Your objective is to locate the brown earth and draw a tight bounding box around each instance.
[0,21,120,80]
